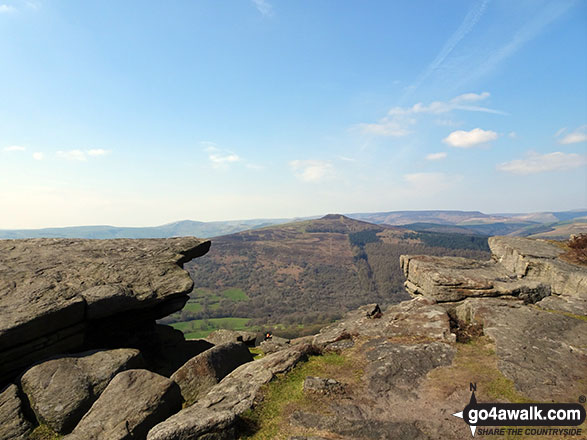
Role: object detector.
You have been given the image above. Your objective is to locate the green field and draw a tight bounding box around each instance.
[171,317,254,339]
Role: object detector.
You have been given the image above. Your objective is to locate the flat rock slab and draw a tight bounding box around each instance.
[313,298,455,350]
[64,369,182,440]
[455,297,587,401]
[0,237,209,382]
[290,409,429,440]
[20,348,144,434]
[363,341,455,400]
[171,342,253,405]
[0,384,33,440]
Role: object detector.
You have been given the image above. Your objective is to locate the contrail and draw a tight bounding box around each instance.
[402,0,491,102]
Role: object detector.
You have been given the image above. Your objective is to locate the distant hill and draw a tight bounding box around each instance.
[1,209,583,240]
[0,218,300,239]
[163,215,491,337]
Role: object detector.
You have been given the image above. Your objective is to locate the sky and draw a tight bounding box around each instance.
[0,0,586,228]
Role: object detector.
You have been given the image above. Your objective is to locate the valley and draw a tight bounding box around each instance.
[160,215,491,339]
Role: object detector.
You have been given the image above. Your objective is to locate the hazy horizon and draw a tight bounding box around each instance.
[0,207,585,231]
[1,1,586,229]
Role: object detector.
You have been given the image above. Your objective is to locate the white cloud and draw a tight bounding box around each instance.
[497,152,587,175]
[355,92,505,137]
[355,119,414,137]
[425,152,447,161]
[87,149,109,156]
[57,150,87,161]
[388,92,505,116]
[252,0,273,17]
[443,128,498,148]
[3,145,26,152]
[0,4,16,13]
[32,152,43,160]
[557,125,587,145]
[203,143,241,169]
[290,160,334,183]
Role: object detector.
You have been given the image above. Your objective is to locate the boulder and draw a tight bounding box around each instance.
[171,342,253,405]
[0,237,210,384]
[0,384,33,440]
[204,329,257,346]
[147,343,315,440]
[20,348,144,434]
[64,369,182,440]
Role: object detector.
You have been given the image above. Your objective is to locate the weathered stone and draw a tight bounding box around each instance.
[171,342,253,405]
[20,348,144,434]
[0,237,210,383]
[455,297,587,401]
[0,384,33,440]
[489,236,587,295]
[289,409,428,440]
[362,341,456,400]
[259,336,289,354]
[401,236,587,303]
[64,369,182,440]
[303,376,344,395]
[147,343,315,440]
[204,329,257,346]
[313,299,455,350]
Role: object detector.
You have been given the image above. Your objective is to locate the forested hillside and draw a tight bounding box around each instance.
[161,215,490,338]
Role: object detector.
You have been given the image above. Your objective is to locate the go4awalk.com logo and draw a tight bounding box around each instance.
[452,384,586,437]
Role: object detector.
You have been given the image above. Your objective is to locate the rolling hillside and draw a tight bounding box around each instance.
[162,215,490,338]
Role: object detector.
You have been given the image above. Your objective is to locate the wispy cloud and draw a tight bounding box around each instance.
[32,152,43,160]
[203,142,241,169]
[355,92,504,137]
[290,160,334,183]
[460,1,575,87]
[425,152,447,161]
[0,4,16,13]
[557,124,587,145]
[3,145,26,152]
[252,0,273,17]
[443,128,498,148]
[405,0,490,98]
[87,149,109,157]
[497,151,587,175]
[57,149,110,161]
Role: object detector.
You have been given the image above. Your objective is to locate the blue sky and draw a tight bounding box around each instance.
[1,0,586,228]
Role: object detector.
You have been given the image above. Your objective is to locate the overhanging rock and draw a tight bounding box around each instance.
[0,237,210,384]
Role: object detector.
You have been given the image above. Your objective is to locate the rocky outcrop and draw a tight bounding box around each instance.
[401,236,586,302]
[171,342,253,405]
[313,299,455,349]
[204,329,257,346]
[0,384,32,440]
[0,237,210,384]
[64,369,182,440]
[400,236,587,404]
[19,348,144,433]
[147,343,315,440]
[454,297,587,401]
